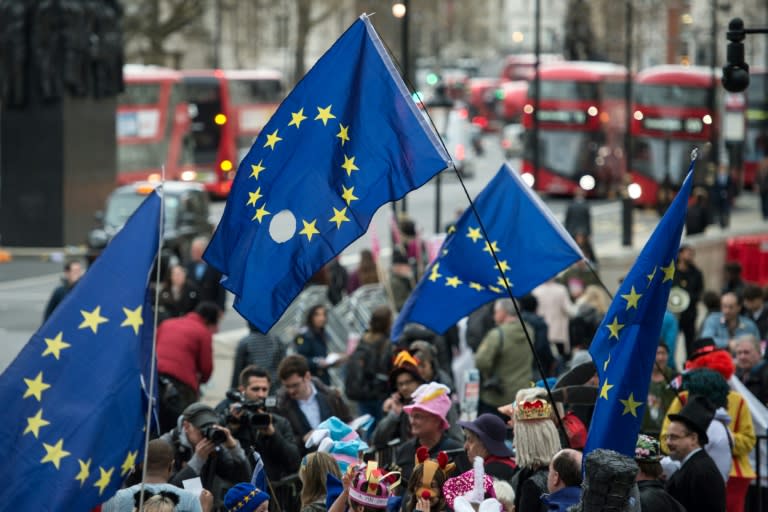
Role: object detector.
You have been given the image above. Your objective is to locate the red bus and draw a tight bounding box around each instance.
[629,65,718,206]
[744,70,768,188]
[521,61,629,197]
[117,65,193,184]
[181,69,285,198]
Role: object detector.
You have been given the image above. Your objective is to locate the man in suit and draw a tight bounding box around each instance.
[665,395,726,512]
[186,236,227,311]
[275,354,352,452]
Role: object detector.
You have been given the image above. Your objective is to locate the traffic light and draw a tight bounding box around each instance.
[722,18,750,93]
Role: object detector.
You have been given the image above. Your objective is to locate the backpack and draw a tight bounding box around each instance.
[345,336,391,401]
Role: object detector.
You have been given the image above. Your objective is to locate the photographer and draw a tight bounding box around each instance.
[215,365,301,481]
[161,403,251,511]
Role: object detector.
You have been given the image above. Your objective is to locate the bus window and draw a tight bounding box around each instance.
[229,79,283,104]
[118,83,161,105]
[635,84,709,108]
[185,78,223,165]
[539,81,599,101]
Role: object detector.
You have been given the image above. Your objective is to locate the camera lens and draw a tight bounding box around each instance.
[203,425,227,444]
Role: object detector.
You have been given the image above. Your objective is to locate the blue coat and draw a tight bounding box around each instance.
[541,486,582,512]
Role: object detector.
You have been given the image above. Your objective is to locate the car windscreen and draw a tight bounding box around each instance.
[105,193,178,230]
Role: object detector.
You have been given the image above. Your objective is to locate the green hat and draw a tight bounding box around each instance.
[635,434,662,462]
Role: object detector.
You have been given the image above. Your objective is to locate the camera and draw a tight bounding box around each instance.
[201,424,227,445]
[225,390,275,429]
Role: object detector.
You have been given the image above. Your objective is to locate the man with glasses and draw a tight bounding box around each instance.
[664,395,726,512]
[275,354,351,452]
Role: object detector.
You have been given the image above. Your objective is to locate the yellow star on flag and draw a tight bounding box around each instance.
[263,129,282,150]
[661,261,675,282]
[341,185,358,206]
[621,286,642,310]
[336,124,350,146]
[288,108,307,128]
[620,392,643,417]
[246,187,263,207]
[253,203,270,223]
[23,409,50,438]
[121,305,143,335]
[315,105,336,125]
[329,207,350,229]
[495,260,510,273]
[428,263,442,282]
[445,276,463,288]
[489,286,502,293]
[497,276,512,288]
[75,458,91,486]
[341,155,359,176]
[646,266,657,285]
[121,450,138,477]
[483,241,500,254]
[42,331,70,360]
[599,379,614,400]
[606,316,624,340]
[299,219,320,242]
[94,466,114,495]
[79,306,108,334]
[250,160,266,180]
[467,227,483,243]
[23,371,51,402]
[447,224,456,234]
[41,439,71,469]
[469,282,485,291]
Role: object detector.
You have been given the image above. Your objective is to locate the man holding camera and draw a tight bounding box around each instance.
[215,365,301,482]
[160,402,251,510]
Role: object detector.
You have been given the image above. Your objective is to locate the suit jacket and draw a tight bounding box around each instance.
[665,449,726,512]
[186,261,227,310]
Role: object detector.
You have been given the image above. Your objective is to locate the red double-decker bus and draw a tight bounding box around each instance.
[744,70,768,188]
[521,61,629,197]
[629,65,718,206]
[117,65,193,184]
[181,69,285,198]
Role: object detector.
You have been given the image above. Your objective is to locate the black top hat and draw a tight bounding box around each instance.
[668,394,715,446]
[687,337,726,362]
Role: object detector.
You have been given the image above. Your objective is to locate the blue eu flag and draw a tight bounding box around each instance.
[204,15,450,332]
[392,163,584,339]
[0,191,161,510]
[584,162,694,458]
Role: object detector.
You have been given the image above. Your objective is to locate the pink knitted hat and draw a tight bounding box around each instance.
[402,382,452,430]
[442,457,497,509]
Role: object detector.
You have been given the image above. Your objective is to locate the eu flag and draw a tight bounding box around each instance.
[204,15,451,332]
[0,191,161,510]
[392,163,584,339]
[584,163,694,458]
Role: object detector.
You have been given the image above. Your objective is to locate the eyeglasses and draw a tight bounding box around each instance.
[662,431,692,441]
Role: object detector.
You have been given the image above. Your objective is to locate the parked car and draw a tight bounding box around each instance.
[86,181,213,266]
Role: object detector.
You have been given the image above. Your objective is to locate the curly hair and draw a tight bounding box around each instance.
[682,368,729,409]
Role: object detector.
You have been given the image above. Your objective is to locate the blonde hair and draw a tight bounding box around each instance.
[138,494,176,512]
[299,452,342,506]
[577,285,611,315]
[513,388,561,468]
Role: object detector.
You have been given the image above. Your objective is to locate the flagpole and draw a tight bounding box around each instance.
[139,166,166,512]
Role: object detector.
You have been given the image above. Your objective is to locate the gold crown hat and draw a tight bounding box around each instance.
[514,398,553,422]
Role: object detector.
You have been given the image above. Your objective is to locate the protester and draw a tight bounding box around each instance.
[674,244,705,355]
[734,335,768,403]
[43,260,84,320]
[160,403,251,511]
[215,365,300,482]
[634,435,686,512]
[699,292,759,348]
[721,262,747,298]
[157,263,200,322]
[664,395,727,512]
[326,257,349,305]
[102,439,204,512]
[394,382,463,482]
[519,294,557,378]
[372,351,425,448]
[686,187,711,235]
[641,342,678,438]
[276,354,352,448]
[294,304,335,385]
[541,448,583,512]
[564,188,592,241]
[224,482,270,512]
[403,447,454,512]
[442,456,498,511]
[299,452,343,512]
[156,301,222,433]
[389,249,415,312]
[475,298,533,418]
[410,340,455,393]
[230,322,285,389]
[186,236,227,311]
[458,413,516,480]
[569,285,610,352]
[713,165,734,229]
[532,279,575,356]
[345,461,402,512]
[568,449,640,512]
[742,284,768,339]
[347,248,380,294]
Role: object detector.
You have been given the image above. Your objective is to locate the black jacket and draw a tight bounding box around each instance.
[638,479,686,512]
[736,361,768,404]
[186,261,227,310]
[665,449,726,512]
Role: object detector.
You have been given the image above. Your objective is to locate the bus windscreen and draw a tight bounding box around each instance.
[185,79,223,165]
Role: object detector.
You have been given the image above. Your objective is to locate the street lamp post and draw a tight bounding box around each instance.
[622,0,633,247]
[393,1,410,214]
[532,0,541,188]
[426,85,453,234]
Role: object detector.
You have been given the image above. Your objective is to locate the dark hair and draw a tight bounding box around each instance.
[357,249,380,285]
[743,284,764,301]
[369,305,393,335]
[519,294,538,313]
[305,304,326,329]
[240,365,270,387]
[656,341,669,353]
[405,464,448,512]
[552,450,582,487]
[64,261,81,272]
[278,354,310,381]
[194,301,222,325]
[144,439,174,473]
[701,290,721,313]
[637,460,663,479]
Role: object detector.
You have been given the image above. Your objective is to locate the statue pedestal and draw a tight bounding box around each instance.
[0,96,116,247]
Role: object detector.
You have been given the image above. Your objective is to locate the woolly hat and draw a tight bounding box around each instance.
[413,446,456,499]
[684,338,735,380]
[388,350,425,390]
[348,461,401,510]
[304,416,368,472]
[442,456,497,509]
[403,382,452,430]
[224,483,269,512]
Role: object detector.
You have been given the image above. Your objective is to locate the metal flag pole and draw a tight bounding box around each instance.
[138,165,166,512]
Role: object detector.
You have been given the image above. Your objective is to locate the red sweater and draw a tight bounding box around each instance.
[156,312,213,391]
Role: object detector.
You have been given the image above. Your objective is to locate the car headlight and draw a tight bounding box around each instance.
[88,229,109,249]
